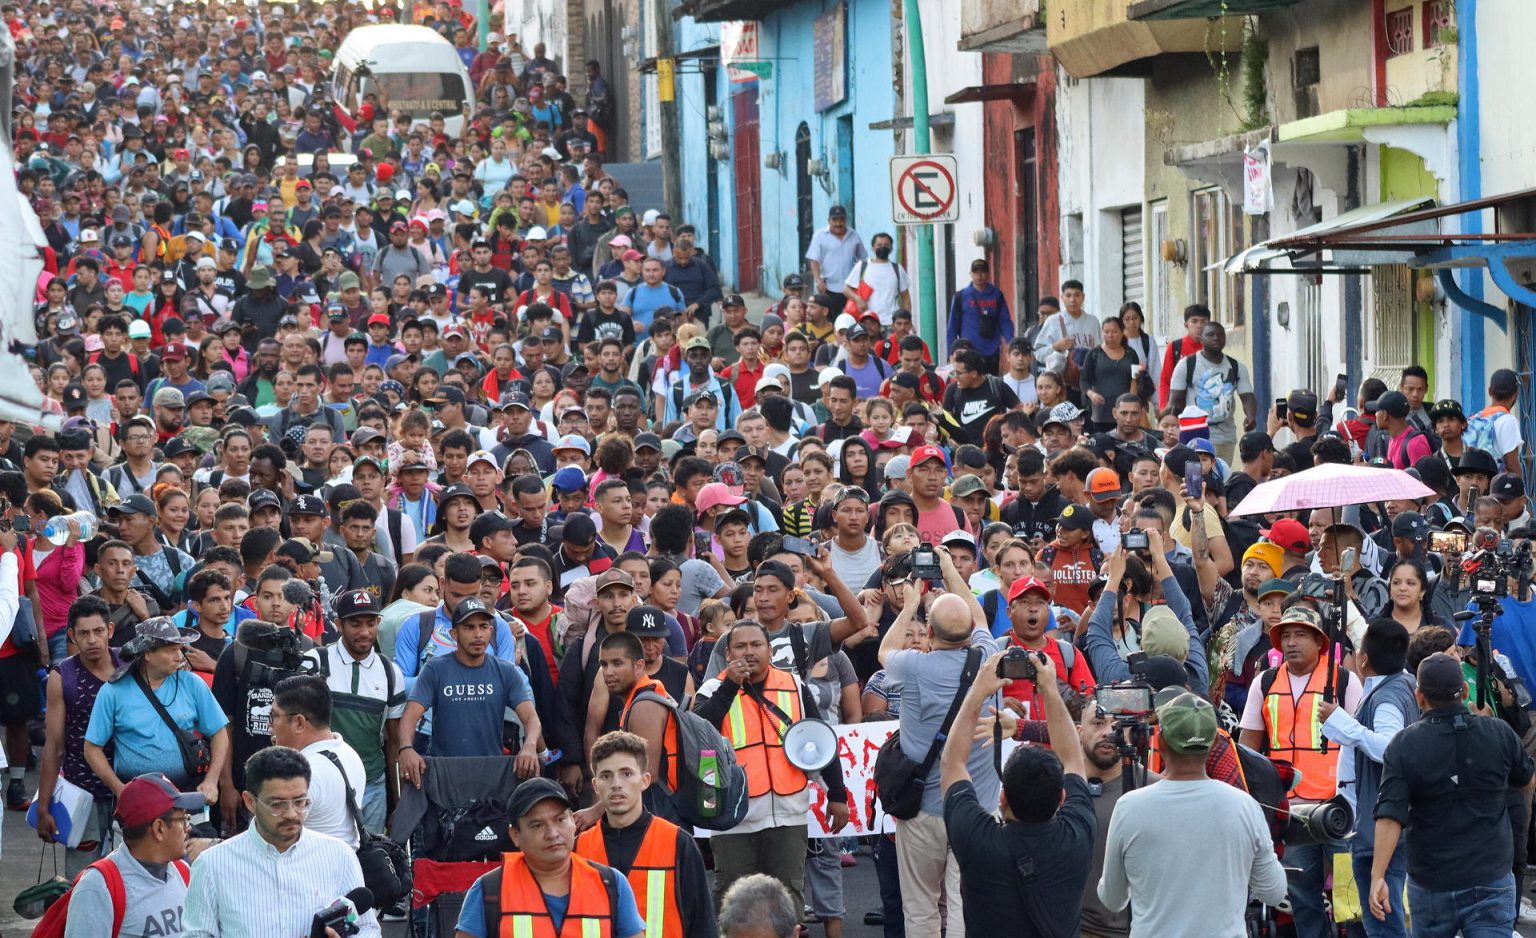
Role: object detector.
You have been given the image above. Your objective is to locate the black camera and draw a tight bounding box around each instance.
[909,547,942,581]
[1284,794,1355,846]
[1123,528,1149,552]
[997,646,1040,680]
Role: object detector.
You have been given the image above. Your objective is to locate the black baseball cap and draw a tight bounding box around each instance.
[440,482,477,506]
[1417,652,1466,699]
[1366,390,1410,419]
[1238,431,1275,463]
[634,432,662,452]
[1490,368,1519,397]
[248,489,282,512]
[1492,472,1526,502]
[451,596,495,628]
[334,589,380,620]
[1390,511,1429,542]
[1428,399,1466,423]
[625,605,670,637]
[736,445,768,465]
[288,494,327,516]
[508,776,573,821]
[1286,390,1319,426]
[109,494,157,518]
[468,511,517,545]
[1056,504,1095,532]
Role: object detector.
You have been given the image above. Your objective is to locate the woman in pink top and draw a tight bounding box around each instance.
[25,492,86,663]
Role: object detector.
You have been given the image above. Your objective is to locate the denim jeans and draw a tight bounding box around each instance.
[1405,872,1516,938]
[47,629,68,666]
[1283,842,1331,938]
[873,833,905,938]
[1351,847,1407,938]
[361,776,388,835]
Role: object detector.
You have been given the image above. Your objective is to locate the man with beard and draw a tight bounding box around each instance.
[149,387,186,445]
[236,338,282,407]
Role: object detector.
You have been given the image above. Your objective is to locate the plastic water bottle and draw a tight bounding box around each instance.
[42,512,95,546]
[698,749,720,818]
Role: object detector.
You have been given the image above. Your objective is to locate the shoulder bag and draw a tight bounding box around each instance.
[872,646,981,820]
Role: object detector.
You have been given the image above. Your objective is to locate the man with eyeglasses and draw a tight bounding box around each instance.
[184,745,381,938]
[61,773,199,935]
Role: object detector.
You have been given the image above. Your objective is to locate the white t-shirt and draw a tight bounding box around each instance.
[1168,353,1255,444]
[844,260,910,325]
[300,735,368,849]
[1003,373,1038,406]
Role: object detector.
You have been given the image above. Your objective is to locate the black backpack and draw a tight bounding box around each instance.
[441,797,516,861]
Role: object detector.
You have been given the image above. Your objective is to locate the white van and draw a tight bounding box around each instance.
[331,25,474,139]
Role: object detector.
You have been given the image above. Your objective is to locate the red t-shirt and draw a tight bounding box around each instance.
[999,631,1097,720]
[0,542,41,659]
[513,604,564,689]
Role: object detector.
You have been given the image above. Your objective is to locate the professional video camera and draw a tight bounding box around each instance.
[235,619,318,688]
[1091,653,1156,789]
[1283,794,1355,847]
[1452,529,1534,708]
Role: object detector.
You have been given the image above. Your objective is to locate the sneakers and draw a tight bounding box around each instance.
[6,777,28,811]
[1518,896,1536,924]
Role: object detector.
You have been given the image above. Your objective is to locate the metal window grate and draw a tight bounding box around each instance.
[1386,7,1414,57]
[1370,265,1415,382]
[1423,0,1453,47]
[1121,206,1145,307]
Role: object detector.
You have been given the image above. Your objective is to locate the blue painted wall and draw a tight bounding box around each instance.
[673,0,897,293]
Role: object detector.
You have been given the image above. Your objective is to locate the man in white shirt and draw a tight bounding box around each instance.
[183,746,380,938]
[269,675,368,850]
[844,232,910,326]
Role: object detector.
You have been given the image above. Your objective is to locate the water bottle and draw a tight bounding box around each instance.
[698,749,720,818]
[42,512,95,546]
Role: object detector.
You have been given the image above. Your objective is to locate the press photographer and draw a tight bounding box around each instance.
[939,647,1096,938]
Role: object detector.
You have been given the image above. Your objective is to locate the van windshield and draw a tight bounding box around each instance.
[374,72,467,118]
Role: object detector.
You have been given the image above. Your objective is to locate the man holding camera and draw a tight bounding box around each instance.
[1238,605,1361,938]
[875,553,996,938]
[940,641,1096,936]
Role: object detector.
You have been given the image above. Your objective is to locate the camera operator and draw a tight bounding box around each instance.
[939,647,1096,937]
[1316,619,1418,938]
[1098,692,1287,934]
[1369,653,1535,936]
[1083,539,1208,696]
[1237,604,1361,938]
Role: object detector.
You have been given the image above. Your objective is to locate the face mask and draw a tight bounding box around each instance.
[874,246,891,260]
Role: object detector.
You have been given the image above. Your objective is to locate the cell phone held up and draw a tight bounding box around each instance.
[781,535,819,557]
[1184,462,1204,500]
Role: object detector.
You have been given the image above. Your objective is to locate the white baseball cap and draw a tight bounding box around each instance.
[834,313,857,332]
[813,366,843,389]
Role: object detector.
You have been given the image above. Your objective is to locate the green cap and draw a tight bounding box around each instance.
[1155,692,1217,755]
[1256,578,1294,600]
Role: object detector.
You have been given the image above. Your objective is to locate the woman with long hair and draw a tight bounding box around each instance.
[193,336,222,382]
[1378,558,1443,636]
[150,270,185,346]
[1035,369,1068,412]
[153,483,195,554]
[378,563,441,659]
[1080,315,1140,434]
[1120,301,1162,395]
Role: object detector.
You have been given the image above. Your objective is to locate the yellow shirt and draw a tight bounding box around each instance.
[1170,505,1224,551]
[541,200,562,227]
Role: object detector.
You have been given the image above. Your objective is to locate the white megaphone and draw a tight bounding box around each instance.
[782,718,839,772]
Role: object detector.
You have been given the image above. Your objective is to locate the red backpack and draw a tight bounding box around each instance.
[32,856,191,938]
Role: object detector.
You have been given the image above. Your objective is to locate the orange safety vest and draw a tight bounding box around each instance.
[1261,664,1338,801]
[485,852,617,938]
[719,666,807,798]
[151,224,171,260]
[574,815,684,938]
[620,676,680,792]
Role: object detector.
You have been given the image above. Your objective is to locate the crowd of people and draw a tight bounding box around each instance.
[5,0,1536,937]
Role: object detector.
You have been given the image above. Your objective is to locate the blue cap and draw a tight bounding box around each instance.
[553,434,591,456]
[1190,438,1218,458]
[551,466,588,493]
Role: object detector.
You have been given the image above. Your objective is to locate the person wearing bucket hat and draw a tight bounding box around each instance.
[1237,601,1362,938]
[86,617,229,803]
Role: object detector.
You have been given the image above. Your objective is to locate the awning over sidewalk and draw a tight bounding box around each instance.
[1220,197,1436,275]
[944,82,1036,106]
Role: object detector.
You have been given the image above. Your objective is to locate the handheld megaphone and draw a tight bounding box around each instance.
[781,718,839,772]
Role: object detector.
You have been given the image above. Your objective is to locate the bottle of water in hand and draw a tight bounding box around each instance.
[42,512,95,546]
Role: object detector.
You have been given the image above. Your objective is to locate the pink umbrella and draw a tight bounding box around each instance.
[1228,463,1436,517]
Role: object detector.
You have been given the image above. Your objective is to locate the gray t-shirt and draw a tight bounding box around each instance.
[64,845,188,938]
[806,650,858,725]
[1098,778,1287,937]
[677,558,726,616]
[829,537,882,595]
[885,630,1000,817]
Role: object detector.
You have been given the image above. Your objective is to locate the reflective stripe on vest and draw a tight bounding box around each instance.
[496,853,614,938]
[574,816,684,938]
[719,666,808,798]
[1262,665,1337,801]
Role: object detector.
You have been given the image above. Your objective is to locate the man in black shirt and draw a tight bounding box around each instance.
[942,348,1020,448]
[1369,652,1535,934]
[1225,430,1274,509]
[942,648,1095,937]
[457,239,514,306]
[1279,389,1320,471]
[577,282,636,356]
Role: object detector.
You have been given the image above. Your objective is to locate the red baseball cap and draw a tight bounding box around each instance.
[367,313,392,328]
[1007,576,1051,604]
[1261,517,1311,555]
[295,178,312,189]
[910,445,946,469]
[114,773,205,827]
[161,342,188,361]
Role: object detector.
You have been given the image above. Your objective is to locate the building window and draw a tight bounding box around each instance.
[1424,1,1454,47]
[1191,188,1246,327]
[1385,7,1414,57]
